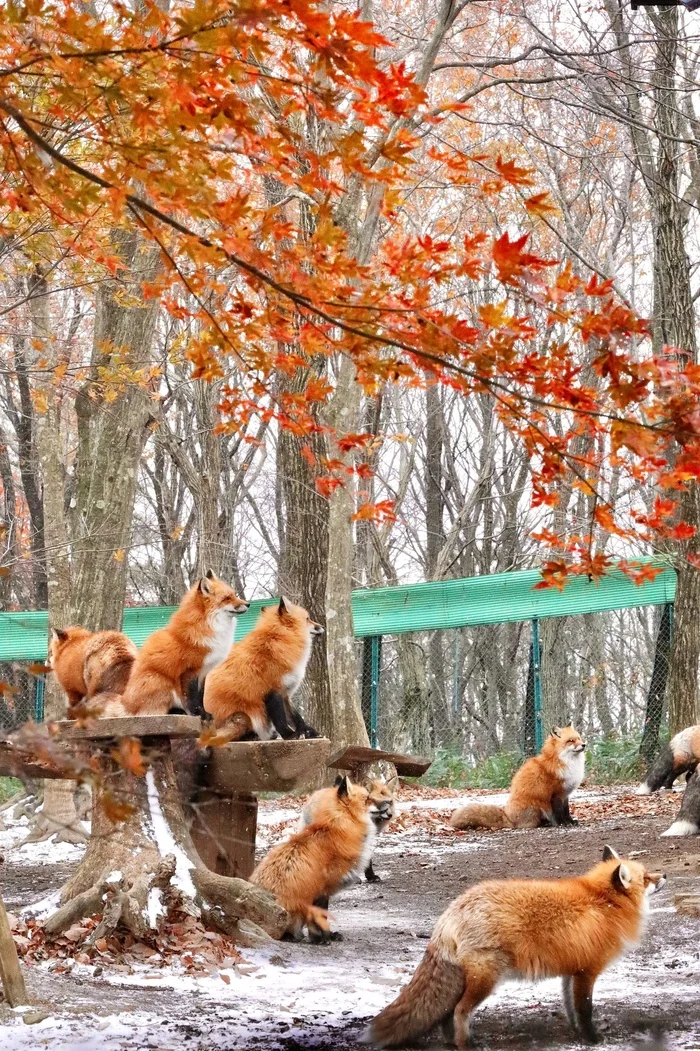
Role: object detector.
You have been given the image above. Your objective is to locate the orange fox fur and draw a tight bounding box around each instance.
[123,572,248,717]
[450,726,586,830]
[47,626,137,718]
[301,775,398,883]
[251,776,374,942]
[364,846,665,1049]
[203,597,323,738]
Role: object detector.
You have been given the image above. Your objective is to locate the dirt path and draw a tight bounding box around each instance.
[0,787,698,1051]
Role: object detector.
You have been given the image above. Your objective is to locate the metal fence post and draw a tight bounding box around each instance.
[35,676,44,722]
[370,635,380,748]
[532,618,544,752]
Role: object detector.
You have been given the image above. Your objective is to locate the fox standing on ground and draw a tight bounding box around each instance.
[47,626,138,718]
[661,766,700,837]
[301,775,397,882]
[450,726,586,830]
[363,846,665,1049]
[636,723,700,795]
[123,571,248,717]
[203,597,322,739]
[251,775,374,943]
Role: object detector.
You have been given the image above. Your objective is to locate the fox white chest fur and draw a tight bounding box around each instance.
[200,609,236,678]
[282,630,313,697]
[560,749,586,794]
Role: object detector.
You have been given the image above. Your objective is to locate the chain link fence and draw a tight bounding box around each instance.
[358,603,673,764]
[0,663,42,733]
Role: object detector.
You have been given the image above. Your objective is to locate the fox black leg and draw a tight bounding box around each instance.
[645,744,679,792]
[573,973,599,1044]
[289,706,320,739]
[184,676,208,718]
[264,691,297,738]
[364,859,381,883]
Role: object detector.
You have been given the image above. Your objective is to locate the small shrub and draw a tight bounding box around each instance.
[423,748,521,790]
[585,736,645,785]
[0,776,21,804]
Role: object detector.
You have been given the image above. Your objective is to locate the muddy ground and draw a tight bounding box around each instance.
[0,787,699,1051]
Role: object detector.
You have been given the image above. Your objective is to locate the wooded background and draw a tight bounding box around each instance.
[2,1,700,772]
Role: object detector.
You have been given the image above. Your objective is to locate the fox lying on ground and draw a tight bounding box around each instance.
[123,571,248,716]
[450,726,586,830]
[637,723,700,795]
[301,774,397,882]
[251,775,374,943]
[47,626,137,718]
[203,597,321,739]
[363,846,665,1049]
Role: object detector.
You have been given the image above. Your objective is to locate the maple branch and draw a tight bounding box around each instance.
[0,93,684,454]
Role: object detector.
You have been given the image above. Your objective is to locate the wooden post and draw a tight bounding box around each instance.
[0,894,27,1007]
[190,792,258,880]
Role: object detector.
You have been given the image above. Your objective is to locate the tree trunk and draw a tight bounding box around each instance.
[277,381,332,736]
[640,603,673,766]
[397,635,432,756]
[71,231,161,629]
[324,354,369,751]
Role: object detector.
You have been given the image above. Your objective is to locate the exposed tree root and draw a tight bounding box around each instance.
[35,743,287,948]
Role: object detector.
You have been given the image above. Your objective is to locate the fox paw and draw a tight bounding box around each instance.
[365,871,382,884]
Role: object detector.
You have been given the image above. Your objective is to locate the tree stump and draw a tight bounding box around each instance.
[4,720,333,947]
[45,741,286,946]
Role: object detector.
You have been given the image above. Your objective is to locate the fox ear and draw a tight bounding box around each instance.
[602,845,619,862]
[199,576,212,596]
[337,775,350,798]
[387,773,399,791]
[333,774,345,787]
[278,596,287,615]
[50,627,68,642]
[205,569,215,579]
[550,726,561,738]
[612,863,632,891]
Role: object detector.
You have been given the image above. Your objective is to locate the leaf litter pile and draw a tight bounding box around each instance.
[6,894,242,980]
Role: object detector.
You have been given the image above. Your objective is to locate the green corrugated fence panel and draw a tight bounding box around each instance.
[350,560,677,637]
[0,559,677,660]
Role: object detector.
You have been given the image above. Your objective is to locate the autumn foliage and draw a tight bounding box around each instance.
[1,0,700,581]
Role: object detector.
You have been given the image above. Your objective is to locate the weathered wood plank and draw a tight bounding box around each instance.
[328,744,432,778]
[0,741,69,780]
[0,894,28,1007]
[55,716,203,740]
[202,738,332,794]
[190,792,258,880]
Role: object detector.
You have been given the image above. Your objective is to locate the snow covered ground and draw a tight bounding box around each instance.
[1,786,698,1051]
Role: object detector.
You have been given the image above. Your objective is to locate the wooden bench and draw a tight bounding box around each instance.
[328,744,432,780]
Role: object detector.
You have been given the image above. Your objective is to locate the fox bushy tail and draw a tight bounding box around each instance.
[363,945,465,1047]
[449,803,511,830]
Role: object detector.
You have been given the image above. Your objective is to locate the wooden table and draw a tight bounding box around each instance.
[0,718,331,881]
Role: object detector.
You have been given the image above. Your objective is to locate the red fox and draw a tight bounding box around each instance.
[300,774,398,883]
[47,626,137,718]
[123,571,249,716]
[250,775,374,943]
[363,846,665,1049]
[661,766,700,837]
[636,723,700,795]
[203,597,322,739]
[450,726,586,830]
